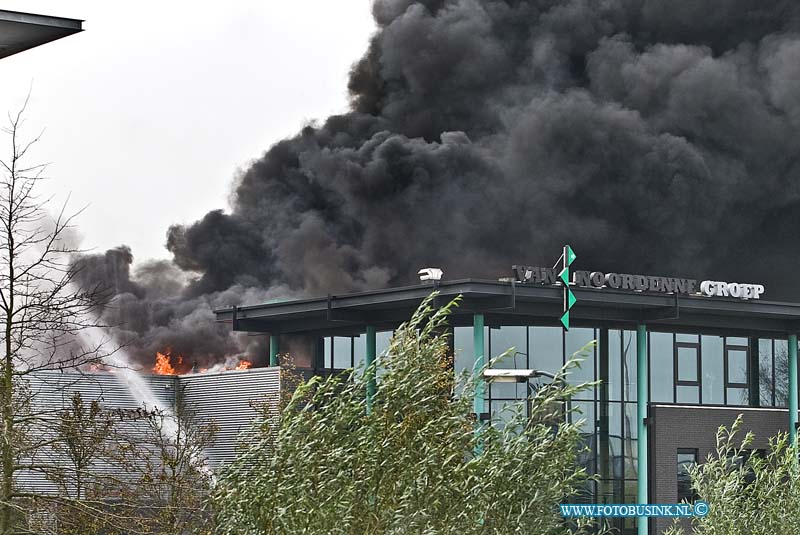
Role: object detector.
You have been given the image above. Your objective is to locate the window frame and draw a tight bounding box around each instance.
[487,326,534,422]
[770,339,776,407]
[724,342,749,391]
[723,340,750,406]
[674,340,701,403]
[326,336,355,371]
[676,448,699,503]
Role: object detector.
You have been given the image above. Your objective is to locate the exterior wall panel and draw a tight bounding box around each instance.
[20,371,177,495]
[17,367,281,494]
[179,367,280,469]
[650,404,788,534]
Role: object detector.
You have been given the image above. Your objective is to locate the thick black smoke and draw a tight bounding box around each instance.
[79,0,800,365]
[72,247,284,369]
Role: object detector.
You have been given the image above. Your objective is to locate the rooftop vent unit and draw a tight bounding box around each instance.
[418,268,443,282]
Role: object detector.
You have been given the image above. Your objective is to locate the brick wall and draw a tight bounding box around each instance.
[649,404,788,534]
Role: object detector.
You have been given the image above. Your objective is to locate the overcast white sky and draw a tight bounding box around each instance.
[0,1,376,262]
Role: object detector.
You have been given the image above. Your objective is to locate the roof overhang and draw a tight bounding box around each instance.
[214,279,800,337]
[0,9,82,60]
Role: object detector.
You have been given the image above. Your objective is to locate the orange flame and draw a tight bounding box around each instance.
[152,351,251,375]
[234,360,252,371]
[152,351,184,375]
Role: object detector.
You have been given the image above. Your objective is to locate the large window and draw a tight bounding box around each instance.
[490,326,527,368]
[566,328,596,400]
[649,332,674,402]
[757,338,793,408]
[675,339,700,403]
[352,330,392,376]
[453,325,489,407]
[454,325,489,376]
[317,330,789,411]
[529,326,563,375]
[649,332,766,407]
[725,340,749,405]
[607,330,637,403]
[774,339,789,407]
[759,339,775,406]
[318,331,393,374]
[489,326,528,399]
[701,336,724,405]
[574,400,596,475]
[333,337,352,369]
[322,337,332,369]
[597,329,639,522]
[321,336,354,370]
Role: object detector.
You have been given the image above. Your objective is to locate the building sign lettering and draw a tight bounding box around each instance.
[512,266,764,300]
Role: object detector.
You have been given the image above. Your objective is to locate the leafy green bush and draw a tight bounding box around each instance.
[666,416,800,535]
[213,295,596,534]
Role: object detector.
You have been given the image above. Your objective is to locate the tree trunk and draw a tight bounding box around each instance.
[0,158,15,535]
[1,272,13,533]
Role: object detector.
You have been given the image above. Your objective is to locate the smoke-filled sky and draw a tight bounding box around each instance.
[0,0,376,262]
[15,1,800,366]
[164,0,800,297]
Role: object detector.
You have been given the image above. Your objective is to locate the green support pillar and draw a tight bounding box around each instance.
[269,335,279,367]
[789,334,798,447]
[366,326,377,414]
[637,323,648,535]
[473,314,485,445]
[598,329,610,498]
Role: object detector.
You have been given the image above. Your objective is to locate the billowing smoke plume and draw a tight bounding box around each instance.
[72,247,287,368]
[78,0,800,366]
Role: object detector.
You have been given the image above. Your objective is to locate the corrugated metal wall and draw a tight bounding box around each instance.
[27,370,176,410]
[17,367,281,494]
[20,371,179,495]
[179,367,280,469]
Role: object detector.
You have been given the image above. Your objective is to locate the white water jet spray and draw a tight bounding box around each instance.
[80,326,212,476]
[81,326,179,438]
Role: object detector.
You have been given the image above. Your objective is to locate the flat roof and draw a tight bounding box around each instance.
[0,9,82,59]
[214,279,800,337]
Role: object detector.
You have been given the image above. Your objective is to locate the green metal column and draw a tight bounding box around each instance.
[598,329,610,499]
[473,314,485,439]
[789,334,798,447]
[748,338,760,407]
[366,326,377,414]
[269,335,279,367]
[636,323,648,535]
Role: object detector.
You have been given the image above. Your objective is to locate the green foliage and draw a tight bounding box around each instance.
[212,294,597,535]
[665,416,800,535]
[45,392,116,535]
[53,392,113,500]
[143,385,218,534]
[34,388,217,535]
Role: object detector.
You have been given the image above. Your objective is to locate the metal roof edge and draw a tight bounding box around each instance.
[0,9,83,30]
[214,278,800,317]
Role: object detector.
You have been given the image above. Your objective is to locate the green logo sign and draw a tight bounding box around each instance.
[560,245,576,330]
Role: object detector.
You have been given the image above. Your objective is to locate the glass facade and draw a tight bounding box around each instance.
[315,323,797,535]
[456,325,639,533]
[320,331,392,374]
[644,331,788,407]
[457,324,792,535]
